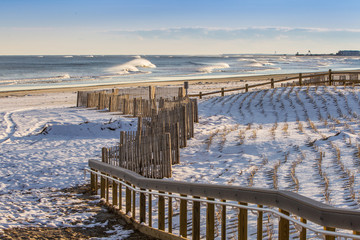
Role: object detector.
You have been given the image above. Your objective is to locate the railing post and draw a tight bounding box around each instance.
[132,186,136,219]
[279,209,289,240]
[199,92,202,99]
[221,200,226,240]
[90,170,96,194]
[126,183,131,215]
[271,78,274,89]
[238,202,248,240]
[328,69,332,86]
[158,192,165,230]
[119,182,122,210]
[148,190,152,227]
[245,84,249,92]
[324,226,335,240]
[299,73,302,86]
[140,189,146,223]
[221,88,225,97]
[206,198,215,240]
[168,193,173,233]
[300,218,306,240]
[193,196,201,240]
[180,194,188,238]
[112,177,118,206]
[257,205,263,240]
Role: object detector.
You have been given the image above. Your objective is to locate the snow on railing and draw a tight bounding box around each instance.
[86,160,360,240]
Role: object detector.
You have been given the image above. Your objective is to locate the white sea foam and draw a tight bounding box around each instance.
[197,63,230,73]
[108,58,156,74]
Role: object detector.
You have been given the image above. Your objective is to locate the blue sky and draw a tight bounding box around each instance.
[1,0,359,55]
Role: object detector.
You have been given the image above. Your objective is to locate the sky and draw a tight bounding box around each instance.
[0,0,359,55]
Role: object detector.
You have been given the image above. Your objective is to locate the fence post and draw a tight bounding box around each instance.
[328,69,332,86]
[149,86,156,100]
[100,148,106,199]
[199,92,202,99]
[158,192,165,230]
[90,170,96,194]
[238,202,248,240]
[148,190,152,227]
[324,227,335,240]
[279,209,289,240]
[180,195,188,238]
[126,183,131,215]
[257,205,263,240]
[221,88,225,97]
[300,218,307,240]
[271,78,274,89]
[299,73,302,86]
[112,177,118,206]
[192,196,201,240]
[245,84,249,92]
[221,200,226,240]
[133,98,137,117]
[206,197,215,240]
[168,193,173,233]
[140,189,146,223]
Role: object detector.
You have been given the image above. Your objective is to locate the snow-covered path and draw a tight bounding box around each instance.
[0,92,136,235]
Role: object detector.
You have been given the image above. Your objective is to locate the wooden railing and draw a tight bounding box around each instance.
[188,69,360,99]
[87,160,360,240]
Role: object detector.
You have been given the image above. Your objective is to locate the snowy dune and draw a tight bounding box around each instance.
[172,85,360,210]
[1,83,360,238]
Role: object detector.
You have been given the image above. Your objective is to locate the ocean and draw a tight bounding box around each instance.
[0,54,359,92]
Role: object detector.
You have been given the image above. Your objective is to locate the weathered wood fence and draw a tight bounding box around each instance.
[189,69,360,98]
[100,96,198,179]
[77,86,186,117]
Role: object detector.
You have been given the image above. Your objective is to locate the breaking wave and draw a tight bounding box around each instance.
[197,63,230,73]
[108,58,156,74]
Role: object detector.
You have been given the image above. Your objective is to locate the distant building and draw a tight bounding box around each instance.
[336,50,360,56]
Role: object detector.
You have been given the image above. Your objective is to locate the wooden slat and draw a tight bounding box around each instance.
[257,205,263,240]
[279,209,289,240]
[192,196,200,240]
[238,202,248,240]
[180,194,187,238]
[221,200,226,240]
[158,192,165,230]
[206,197,215,240]
[324,226,335,240]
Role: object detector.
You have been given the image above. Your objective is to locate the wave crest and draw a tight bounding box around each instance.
[197,63,230,73]
[108,58,156,74]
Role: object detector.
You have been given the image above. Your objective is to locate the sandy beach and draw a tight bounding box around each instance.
[1,71,360,238]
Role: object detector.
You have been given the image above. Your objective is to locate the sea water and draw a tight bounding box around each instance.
[0,54,359,91]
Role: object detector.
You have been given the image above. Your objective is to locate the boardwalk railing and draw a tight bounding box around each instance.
[87,160,360,240]
[189,69,360,99]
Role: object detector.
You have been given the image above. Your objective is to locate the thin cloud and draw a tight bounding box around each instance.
[106,27,360,40]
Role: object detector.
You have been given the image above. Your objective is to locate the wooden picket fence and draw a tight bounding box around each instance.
[77,86,187,117]
[101,132,173,179]
[100,96,198,179]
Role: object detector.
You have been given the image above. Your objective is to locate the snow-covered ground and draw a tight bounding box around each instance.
[0,92,136,237]
[1,84,360,239]
[173,86,360,209]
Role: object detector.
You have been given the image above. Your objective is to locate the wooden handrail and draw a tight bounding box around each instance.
[89,159,360,231]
